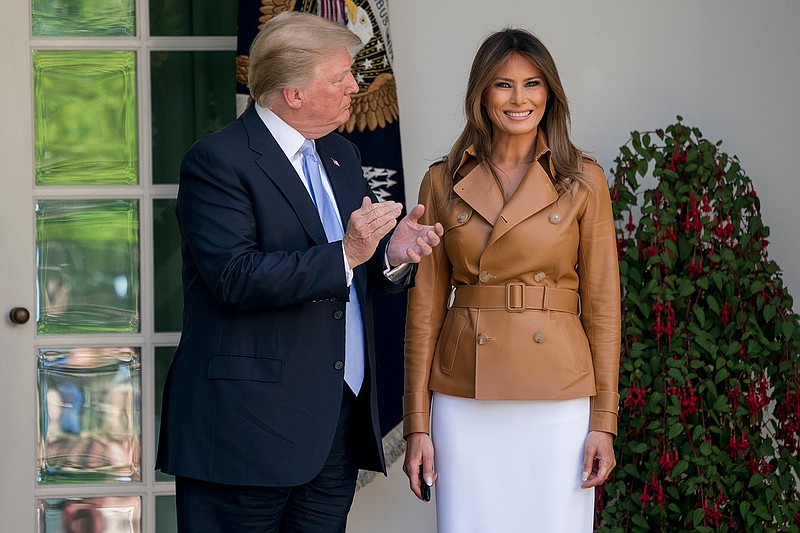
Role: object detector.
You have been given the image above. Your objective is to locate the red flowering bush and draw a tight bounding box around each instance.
[596,118,800,532]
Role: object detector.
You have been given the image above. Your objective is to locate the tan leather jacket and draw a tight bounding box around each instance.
[403,132,621,436]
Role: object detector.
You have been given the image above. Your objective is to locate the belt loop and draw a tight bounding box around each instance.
[540,286,549,311]
[505,282,525,312]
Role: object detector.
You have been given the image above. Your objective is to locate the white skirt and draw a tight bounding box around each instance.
[431,393,594,533]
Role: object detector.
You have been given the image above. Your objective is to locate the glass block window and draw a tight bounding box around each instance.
[149,0,236,36]
[36,347,141,484]
[153,200,182,332]
[37,496,142,531]
[36,199,140,334]
[151,51,236,184]
[33,51,138,185]
[156,495,178,532]
[32,0,136,37]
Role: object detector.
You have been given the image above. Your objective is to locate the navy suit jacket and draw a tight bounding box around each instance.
[156,104,411,486]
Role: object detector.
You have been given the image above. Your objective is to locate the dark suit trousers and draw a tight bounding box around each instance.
[174,385,369,532]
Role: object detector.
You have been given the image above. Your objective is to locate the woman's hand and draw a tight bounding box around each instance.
[403,432,437,501]
[580,430,616,489]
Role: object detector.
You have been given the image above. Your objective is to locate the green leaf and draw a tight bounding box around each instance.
[631,515,649,529]
[637,158,649,176]
[764,304,776,322]
[695,306,706,327]
[692,508,706,526]
[706,294,719,314]
[782,319,796,339]
[699,441,712,455]
[739,500,750,517]
[668,422,683,440]
[713,394,729,411]
[629,441,648,454]
[671,460,689,478]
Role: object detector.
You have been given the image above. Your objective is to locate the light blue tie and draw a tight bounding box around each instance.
[299,139,365,394]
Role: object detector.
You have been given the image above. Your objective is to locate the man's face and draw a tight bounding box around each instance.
[300,48,359,135]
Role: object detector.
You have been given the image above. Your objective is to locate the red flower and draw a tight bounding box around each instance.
[702,497,724,528]
[616,238,627,260]
[701,194,712,213]
[669,149,687,171]
[658,448,679,472]
[746,457,773,475]
[640,477,667,508]
[668,383,699,419]
[687,256,703,278]
[728,383,743,411]
[625,212,636,232]
[775,391,800,453]
[747,375,771,417]
[720,300,732,325]
[724,432,749,460]
[625,386,647,413]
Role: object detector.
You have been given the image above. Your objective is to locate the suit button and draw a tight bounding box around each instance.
[476,333,489,345]
[548,213,561,224]
[533,331,546,344]
[479,271,491,283]
[333,310,344,319]
[334,360,344,370]
[534,271,546,282]
[457,211,468,223]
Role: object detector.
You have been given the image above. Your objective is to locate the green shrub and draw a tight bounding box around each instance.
[597,118,800,532]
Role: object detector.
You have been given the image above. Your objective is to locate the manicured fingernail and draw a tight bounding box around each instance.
[581,472,589,482]
[425,476,433,486]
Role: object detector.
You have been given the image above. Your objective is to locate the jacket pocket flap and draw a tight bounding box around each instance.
[207,354,282,382]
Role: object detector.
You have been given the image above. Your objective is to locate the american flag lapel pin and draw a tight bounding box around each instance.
[331,158,340,167]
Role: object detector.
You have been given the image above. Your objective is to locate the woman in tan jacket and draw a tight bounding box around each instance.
[402,28,621,532]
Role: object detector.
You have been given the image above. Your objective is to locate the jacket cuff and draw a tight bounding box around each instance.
[403,392,431,436]
[590,391,620,436]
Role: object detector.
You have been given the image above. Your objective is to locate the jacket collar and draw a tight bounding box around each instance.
[453,129,559,245]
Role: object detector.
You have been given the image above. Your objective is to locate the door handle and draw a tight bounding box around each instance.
[9,307,30,324]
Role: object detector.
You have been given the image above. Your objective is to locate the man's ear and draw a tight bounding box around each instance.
[282,87,303,110]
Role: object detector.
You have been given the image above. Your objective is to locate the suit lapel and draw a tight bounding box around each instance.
[241,105,328,245]
[316,136,361,232]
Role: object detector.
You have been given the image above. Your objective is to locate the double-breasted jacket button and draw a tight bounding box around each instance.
[479,271,491,283]
[333,310,344,320]
[334,360,344,370]
[548,212,561,224]
[533,271,546,283]
[476,333,489,345]
[457,211,469,223]
[533,331,546,344]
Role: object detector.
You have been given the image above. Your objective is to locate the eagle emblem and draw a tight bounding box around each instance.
[236,0,399,134]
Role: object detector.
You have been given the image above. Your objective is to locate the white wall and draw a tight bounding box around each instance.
[349,1,800,530]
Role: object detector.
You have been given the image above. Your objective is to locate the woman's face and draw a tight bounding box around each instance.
[483,53,549,142]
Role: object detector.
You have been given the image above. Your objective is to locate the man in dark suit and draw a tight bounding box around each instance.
[155,11,443,532]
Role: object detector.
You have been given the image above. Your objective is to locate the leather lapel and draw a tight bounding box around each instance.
[486,159,558,247]
[242,105,328,245]
[453,162,505,227]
